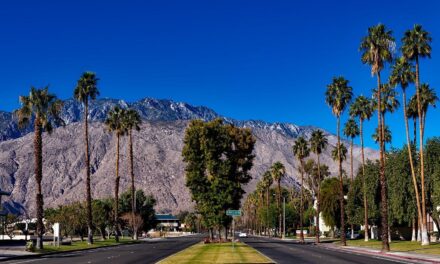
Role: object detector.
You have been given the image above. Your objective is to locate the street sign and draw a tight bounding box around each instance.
[226,209,241,216]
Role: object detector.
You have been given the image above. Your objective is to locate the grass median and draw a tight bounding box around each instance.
[36,238,138,254]
[157,242,274,264]
[340,239,440,255]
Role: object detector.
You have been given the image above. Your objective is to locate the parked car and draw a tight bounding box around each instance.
[238,232,248,238]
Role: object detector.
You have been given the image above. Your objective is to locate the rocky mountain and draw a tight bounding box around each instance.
[0,98,378,215]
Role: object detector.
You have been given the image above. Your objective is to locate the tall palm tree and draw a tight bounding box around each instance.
[310,130,328,243]
[15,87,63,250]
[292,137,310,243]
[122,109,142,240]
[105,106,127,242]
[389,57,422,243]
[343,118,359,239]
[256,180,266,235]
[350,95,374,241]
[372,125,392,144]
[262,170,273,236]
[74,72,100,245]
[325,76,353,246]
[360,23,394,251]
[271,162,285,237]
[402,24,432,246]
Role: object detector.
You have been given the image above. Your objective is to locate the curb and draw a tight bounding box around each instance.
[0,240,141,262]
[319,243,440,264]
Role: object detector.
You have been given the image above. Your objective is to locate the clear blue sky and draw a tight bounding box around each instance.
[1,0,439,149]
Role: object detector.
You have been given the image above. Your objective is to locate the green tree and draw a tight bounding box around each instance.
[271,161,285,237]
[122,109,142,240]
[360,23,394,251]
[105,106,127,242]
[350,95,374,241]
[119,189,157,232]
[310,129,328,243]
[325,76,352,246]
[182,119,255,238]
[15,87,63,249]
[402,24,432,246]
[262,170,273,236]
[292,136,310,243]
[74,71,100,245]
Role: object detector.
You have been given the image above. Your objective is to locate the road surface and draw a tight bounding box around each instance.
[2,236,201,264]
[243,236,417,264]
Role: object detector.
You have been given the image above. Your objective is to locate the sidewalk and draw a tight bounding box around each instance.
[320,242,440,264]
[0,248,37,261]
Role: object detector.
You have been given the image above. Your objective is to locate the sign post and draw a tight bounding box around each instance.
[226,210,241,249]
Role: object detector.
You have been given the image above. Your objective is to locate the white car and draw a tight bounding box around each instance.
[238,232,248,238]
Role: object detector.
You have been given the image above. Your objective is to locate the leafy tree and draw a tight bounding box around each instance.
[310,129,328,243]
[119,189,156,232]
[74,71,100,244]
[92,199,113,239]
[15,87,63,249]
[122,109,142,240]
[360,23,394,251]
[105,106,127,242]
[325,76,352,246]
[292,136,309,243]
[402,24,432,246]
[182,119,255,238]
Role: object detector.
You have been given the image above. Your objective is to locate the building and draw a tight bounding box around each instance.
[155,214,180,231]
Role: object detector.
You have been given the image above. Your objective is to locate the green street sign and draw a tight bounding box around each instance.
[226,209,241,216]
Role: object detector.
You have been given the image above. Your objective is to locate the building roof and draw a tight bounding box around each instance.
[155,214,179,221]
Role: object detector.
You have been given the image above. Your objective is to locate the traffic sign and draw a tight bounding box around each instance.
[226,209,241,216]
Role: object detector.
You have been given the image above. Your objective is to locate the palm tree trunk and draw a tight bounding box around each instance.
[415,57,429,246]
[411,218,416,242]
[403,89,423,245]
[316,154,321,244]
[266,188,269,237]
[337,116,346,246]
[34,116,44,250]
[84,101,94,245]
[129,130,137,240]
[114,134,120,242]
[278,180,281,237]
[360,120,369,242]
[377,72,390,251]
[300,159,305,243]
[350,138,354,239]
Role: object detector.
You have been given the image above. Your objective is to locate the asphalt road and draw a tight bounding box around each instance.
[243,236,416,264]
[2,236,201,264]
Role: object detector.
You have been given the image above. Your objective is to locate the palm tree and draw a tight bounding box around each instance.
[122,109,142,240]
[292,137,310,243]
[372,126,392,144]
[389,57,422,242]
[262,170,273,236]
[373,83,400,151]
[310,129,328,243]
[74,72,100,245]
[343,118,359,239]
[407,96,419,146]
[350,95,374,241]
[360,23,394,251]
[419,84,438,138]
[15,87,63,250]
[105,106,127,242]
[325,76,352,246]
[331,143,347,163]
[271,162,285,237]
[256,180,266,235]
[402,24,432,246]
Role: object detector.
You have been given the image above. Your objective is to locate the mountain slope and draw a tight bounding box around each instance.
[0,98,378,215]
